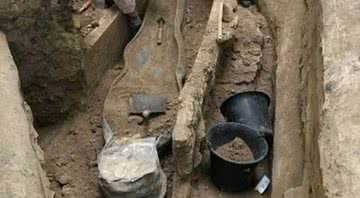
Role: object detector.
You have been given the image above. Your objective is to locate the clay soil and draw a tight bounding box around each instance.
[215,137,255,162]
[39,0,211,197]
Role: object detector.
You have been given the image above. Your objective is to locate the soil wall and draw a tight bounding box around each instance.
[319,0,360,197]
[0,0,84,126]
[0,32,53,198]
[259,0,360,197]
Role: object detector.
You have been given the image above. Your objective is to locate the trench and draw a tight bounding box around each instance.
[39,1,277,198]
[0,0,328,197]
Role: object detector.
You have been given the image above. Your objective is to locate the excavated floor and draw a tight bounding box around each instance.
[38,1,275,198]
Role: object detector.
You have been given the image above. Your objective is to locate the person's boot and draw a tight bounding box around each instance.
[128,15,142,39]
[240,0,254,8]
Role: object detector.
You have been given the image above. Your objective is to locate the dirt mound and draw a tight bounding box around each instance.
[216,137,254,161]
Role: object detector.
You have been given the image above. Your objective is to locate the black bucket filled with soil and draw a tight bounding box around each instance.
[208,123,268,192]
[220,91,273,141]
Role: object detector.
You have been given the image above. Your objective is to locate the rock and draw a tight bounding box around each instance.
[61,185,73,197]
[70,154,77,162]
[55,157,68,167]
[231,53,238,60]
[185,15,192,24]
[232,42,241,53]
[225,0,238,11]
[223,3,236,22]
[55,162,64,167]
[113,64,124,70]
[89,161,98,168]
[230,15,239,28]
[91,21,99,28]
[142,110,151,118]
[48,174,55,182]
[71,129,78,135]
[128,115,144,125]
[91,128,97,133]
[249,48,261,56]
[217,31,235,48]
[57,175,72,185]
[263,35,272,44]
[73,18,81,30]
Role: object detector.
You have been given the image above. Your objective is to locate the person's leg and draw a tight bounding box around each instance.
[128,10,142,32]
[114,0,142,37]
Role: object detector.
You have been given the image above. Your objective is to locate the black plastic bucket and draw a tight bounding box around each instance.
[208,123,269,192]
[220,91,273,140]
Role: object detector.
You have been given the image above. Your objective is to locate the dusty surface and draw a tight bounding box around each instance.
[39,67,122,198]
[215,137,254,161]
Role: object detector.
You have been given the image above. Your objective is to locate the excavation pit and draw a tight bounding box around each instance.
[1,0,358,198]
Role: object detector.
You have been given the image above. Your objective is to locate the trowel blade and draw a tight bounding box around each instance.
[129,95,167,114]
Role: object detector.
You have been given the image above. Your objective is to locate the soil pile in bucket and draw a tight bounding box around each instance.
[215,137,254,161]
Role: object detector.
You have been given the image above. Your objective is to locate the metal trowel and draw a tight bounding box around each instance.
[129,95,167,118]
